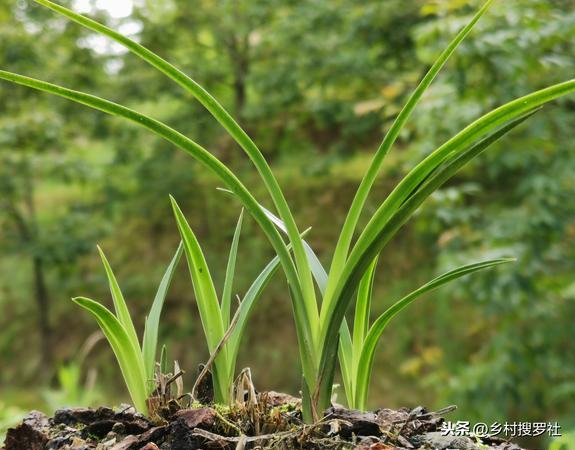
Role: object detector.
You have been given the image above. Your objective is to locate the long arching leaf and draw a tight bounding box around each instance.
[348,82,575,288]
[317,83,575,412]
[325,0,496,302]
[325,85,575,346]
[324,81,575,333]
[354,258,515,409]
[33,0,318,349]
[0,70,318,388]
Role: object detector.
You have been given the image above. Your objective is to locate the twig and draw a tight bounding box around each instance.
[419,404,457,418]
[234,435,247,450]
[391,404,457,423]
[166,369,185,387]
[192,428,297,443]
[191,299,242,402]
[214,409,243,436]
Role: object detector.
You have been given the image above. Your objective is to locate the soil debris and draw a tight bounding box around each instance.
[2,394,530,450]
[3,411,49,450]
[172,407,216,430]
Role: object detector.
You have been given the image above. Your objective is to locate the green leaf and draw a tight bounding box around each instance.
[221,210,244,329]
[341,111,540,315]
[170,197,225,353]
[338,320,354,407]
[326,0,496,303]
[170,196,233,403]
[227,254,281,376]
[96,246,141,355]
[352,258,377,365]
[328,82,575,337]
[32,0,319,352]
[318,80,575,415]
[354,258,515,410]
[0,70,317,389]
[350,84,575,284]
[72,296,148,413]
[142,242,183,384]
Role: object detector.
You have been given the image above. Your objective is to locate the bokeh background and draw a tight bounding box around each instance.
[0,0,574,447]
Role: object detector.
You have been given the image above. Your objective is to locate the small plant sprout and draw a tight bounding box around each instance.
[72,243,183,413]
[170,197,284,405]
[1,0,574,421]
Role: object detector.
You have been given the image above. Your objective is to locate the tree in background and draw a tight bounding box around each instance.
[0,0,108,375]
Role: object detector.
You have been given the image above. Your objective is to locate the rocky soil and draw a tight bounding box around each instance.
[1,393,528,450]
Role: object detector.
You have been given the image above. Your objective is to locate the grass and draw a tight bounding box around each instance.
[0,0,574,422]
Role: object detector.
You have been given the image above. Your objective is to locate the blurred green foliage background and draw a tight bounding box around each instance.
[0,0,573,447]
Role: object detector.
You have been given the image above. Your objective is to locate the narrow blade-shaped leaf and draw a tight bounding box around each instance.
[0,71,317,381]
[170,197,225,353]
[227,254,281,375]
[31,0,318,338]
[97,246,140,354]
[171,196,233,403]
[326,83,575,352]
[221,210,244,329]
[351,83,575,281]
[339,110,539,328]
[72,296,148,413]
[352,258,377,363]
[338,320,354,407]
[324,81,575,335]
[326,0,496,301]
[142,242,183,383]
[354,258,515,409]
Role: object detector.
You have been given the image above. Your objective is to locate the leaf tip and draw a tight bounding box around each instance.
[71,296,86,306]
[169,195,181,213]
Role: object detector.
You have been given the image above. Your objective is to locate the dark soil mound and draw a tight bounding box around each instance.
[1,393,527,450]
